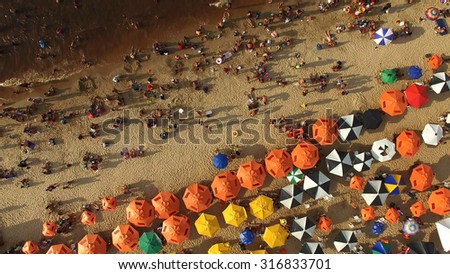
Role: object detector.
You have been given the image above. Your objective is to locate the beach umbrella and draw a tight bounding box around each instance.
[138,232,163,254]
[237,161,266,190]
[446,113,450,128]
[291,142,319,170]
[78,234,107,254]
[262,223,289,248]
[402,218,420,236]
[425,7,440,21]
[222,203,247,227]
[334,230,358,252]
[406,241,437,254]
[303,170,331,200]
[350,176,364,191]
[410,201,427,217]
[383,174,406,195]
[264,149,293,178]
[428,54,444,70]
[421,123,443,146]
[372,241,392,254]
[161,215,191,245]
[396,130,421,157]
[291,216,316,241]
[325,149,353,177]
[407,66,422,79]
[279,184,303,209]
[102,196,117,211]
[211,170,241,201]
[371,221,385,236]
[371,138,396,162]
[362,180,389,206]
[112,224,139,252]
[183,183,212,213]
[208,242,231,254]
[427,188,450,215]
[126,200,155,227]
[286,167,303,183]
[249,195,274,220]
[352,151,373,172]
[361,206,376,221]
[300,242,324,254]
[385,208,400,224]
[404,84,428,108]
[362,109,383,130]
[240,229,255,245]
[380,69,397,84]
[337,114,363,142]
[212,153,228,169]
[80,210,96,226]
[410,164,434,192]
[380,89,407,116]
[312,118,338,146]
[194,213,220,237]
[317,216,333,233]
[22,241,39,254]
[152,192,180,220]
[46,244,72,254]
[436,218,450,252]
[42,221,57,237]
[373,28,394,46]
[430,72,450,94]
[251,249,269,254]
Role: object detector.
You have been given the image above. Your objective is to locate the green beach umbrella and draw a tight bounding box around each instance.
[380,69,397,84]
[287,167,303,183]
[138,232,163,254]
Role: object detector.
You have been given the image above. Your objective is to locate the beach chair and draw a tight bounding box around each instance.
[435,19,448,36]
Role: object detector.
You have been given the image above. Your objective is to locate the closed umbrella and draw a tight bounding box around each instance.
[337,114,363,141]
[291,142,319,170]
[353,151,373,172]
[406,241,437,254]
[436,218,450,252]
[362,109,383,129]
[208,242,231,254]
[138,232,163,254]
[380,89,407,116]
[371,138,396,162]
[410,164,434,192]
[334,230,358,252]
[194,213,220,237]
[291,216,316,241]
[402,218,420,236]
[421,123,443,146]
[325,149,353,177]
[152,192,180,220]
[212,153,228,169]
[430,72,450,94]
[303,170,331,200]
[380,69,397,84]
[126,200,155,227]
[249,195,274,220]
[78,234,107,254]
[286,167,303,183]
[407,66,422,79]
[211,170,241,201]
[240,229,255,245]
[383,174,406,195]
[183,183,212,213]
[300,242,324,254]
[265,149,293,178]
[374,28,393,46]
[222,203,247,227]
[362,180,389,206]
[372,241,391,254]
[371,221,385,236]
[262,224,289,248]
[279,184,303,209]
[396,130,421,157]
[237,161,266,190]
[404,84,428,108]
[112,224,139,252]
[162,215,190,245]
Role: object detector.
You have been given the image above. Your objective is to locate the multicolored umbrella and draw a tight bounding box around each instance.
[380,69,397,84]
[138,232,163,254]
[372,241,392,254]
[291,216,316,241]
[371,221,385,236]
[383,174,406,195]
[425,7,440,21]
[402,218,420,236]
[286,167,303,183]
[279,184,303,209]
[407,66,422,79]
[374,28,394,46]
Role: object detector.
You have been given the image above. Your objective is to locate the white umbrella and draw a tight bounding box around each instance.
[430,72,450,94]
[325,149,353,177]
[436,218,450,252]
[362,180,389,206]
[303,170,331,200]
[421,123,443,146]
[337,114,363,141]
[353,152,373,172]
[371,138,396,162]
[291,216,316,241]
[334,230,358,252]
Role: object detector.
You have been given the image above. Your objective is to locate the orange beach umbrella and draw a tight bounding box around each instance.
[361,206,376,221]
[237,161,267,190]
[42,221,57,237]
[126,200,155,227]
[428,54,443,70]
[396,130,420,157]
[380,89,407,116]
[410,201,427,218]
[80,210,96,226]
[312,118,338,146]
[291,142,319,170]
[211,170,241,201]
[317,216,333,233]
[265,149,293,178]
[410,164,434,192]
[112,224,139,252]
[46,244,72,254]
[152,192,180,220]
[427,188,450,216]
[22,241,39,254]
[78,234,107,254]
[385,208,400,224]
[350,176,364,191]
[102,196,117,211]
[162,215,190,245]
[183,183,212,213]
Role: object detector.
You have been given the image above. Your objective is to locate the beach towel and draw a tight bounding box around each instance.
[436,19,448,36]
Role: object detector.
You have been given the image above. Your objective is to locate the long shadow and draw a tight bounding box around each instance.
[391,26,425,45]
[431,154,450,182]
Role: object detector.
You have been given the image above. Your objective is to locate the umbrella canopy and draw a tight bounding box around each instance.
[212,170,241,201]
[152,192,180,220]
[102,196,117,211]
[425,7,440,21]
[430,72,450,94]
[42,221,57,237]
[407,66,422,79]
[300,242,324,254]
[362,109,383,130]
[353,151,373,172]
[291,142,319,170]
[112,224,139,252]
[208,242,230,254]
[402,218,420,236]
[250,249,269,254]
[436,218,450,252]
[212,153,228,169]
[22,241,39,254]
[249,195,274,220]
[279,184,303,209]
[371,221,385,235]
[404,84,428,108]
[265,149,293,178]
[240,229,255,245]
[372,241,392,254]
[262,223,289,248]
[384,174,406,195]
[291,216,316,241]
[46,244,72,254]
[303,170,331,200]
[312,118,338,146]
[183,183,212,213]
[237,161,266,190]
[287,167,303,183]
[162,215,191,245]
[406,241,437,254]
[362,180,389,206]
[78,234,107,254]
[385,208,400,224]
[350,176,364,191]
[421,123,443,146]
[380,69,397,84]
[80,210,96,226]
[361,206,376,221]
[410,201,427,218]
[371,138,396,162]
[317,216,333,233]
[337,114,363,141]
[194,213,220,237]
[334,230,358,252]
[325,149,353,177]
[138,232,163,254]
[222,203,247,227]
[428,54,443,70]
[374,28,393,46]
[126,200,155,227]
[380,89,407,116]
[427,188,450,216]
[396,130,421,157]
[410,164,434,192]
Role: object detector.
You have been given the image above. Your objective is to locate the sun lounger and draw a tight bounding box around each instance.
[435,19,448,36]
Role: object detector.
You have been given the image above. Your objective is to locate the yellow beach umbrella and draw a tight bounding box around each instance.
[194,213,220,237]
[250,249,268,254]
[208,242,231,254]
[249,195,274,220]
[262,223,288,248]
[222,203,247,227]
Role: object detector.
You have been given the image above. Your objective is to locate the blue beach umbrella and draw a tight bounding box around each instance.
[372,241,392,254]
[402,218,420,236]
[383,174,406,195]
[212,153,228,169]
[374,28,394,46]
[240,229,255,245]
[408,66,422,79]
[371,221,385,236]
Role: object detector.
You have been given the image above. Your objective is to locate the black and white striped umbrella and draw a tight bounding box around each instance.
[279,184,303,209]
[334,230,358,252]
[299,242,324,254]
[326,149,353,177]
[352,152,373,172]
[362,180,389,206]
[430,72,450,94]
[291,216,316,241]
[337,114,363,141]
[303,170,331,200]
